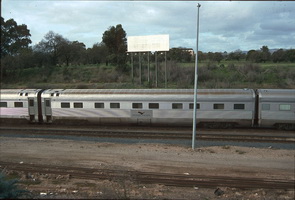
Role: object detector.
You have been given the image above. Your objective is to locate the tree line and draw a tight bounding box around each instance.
[1,17,294,79]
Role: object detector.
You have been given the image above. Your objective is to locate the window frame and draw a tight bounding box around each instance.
[213,103,224,110]
[189,103,200,109]
[234,104,245,110]
[61,102,70,108]
[14,102,24,108]
[262,104,270,111]
[149,103,159,109]
[95,102,104,109]
[0,102,8,107]
[74,102,83,108]
[279,104,291,111]
[110,103,120,109]
[132,103,143,109]
[172,103,183,109]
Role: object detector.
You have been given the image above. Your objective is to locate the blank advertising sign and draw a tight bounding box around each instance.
[127,35,169,52]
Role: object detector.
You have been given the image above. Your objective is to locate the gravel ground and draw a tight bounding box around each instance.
[0,136,294,199]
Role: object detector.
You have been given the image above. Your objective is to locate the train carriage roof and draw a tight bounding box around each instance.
[257,89,295,102]
[42,88,255,102]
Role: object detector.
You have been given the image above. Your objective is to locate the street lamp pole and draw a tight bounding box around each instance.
[192,3,201,150]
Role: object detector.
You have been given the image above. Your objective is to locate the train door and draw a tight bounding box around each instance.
[44,98,52,123]
[28,98,37,122]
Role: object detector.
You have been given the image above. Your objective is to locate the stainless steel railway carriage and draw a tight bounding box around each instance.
[257,89,295,130]
[0,88,294,129]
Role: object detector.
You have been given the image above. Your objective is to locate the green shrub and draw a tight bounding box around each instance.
[0,172,30,199]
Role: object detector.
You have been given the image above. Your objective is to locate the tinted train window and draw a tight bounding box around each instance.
[132,103,142,109]
[14,102,23,107]
[262,104,270,110]
[61,102,70,108]
[110,103,120,109]
[189,103,200,109]
[279,104,291,111]
[0,102,7,107]
[74,102,83,108]
[29,99,34,107]
[172,103,183,109]
[214,104,224,110]
[46,100,51,107]
[149,103,159,109]
[234,104,245,110]
[95,103,104,108]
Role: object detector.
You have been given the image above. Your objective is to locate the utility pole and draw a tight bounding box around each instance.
[192,3,201,149]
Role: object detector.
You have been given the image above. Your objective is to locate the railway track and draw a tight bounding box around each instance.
[0,126,294,143]
[0,161,293,190]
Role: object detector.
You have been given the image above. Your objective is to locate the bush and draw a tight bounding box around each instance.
[0,172,30,199]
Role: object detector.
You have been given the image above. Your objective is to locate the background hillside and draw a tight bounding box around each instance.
[2,60,294,89]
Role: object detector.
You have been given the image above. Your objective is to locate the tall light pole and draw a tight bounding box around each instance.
[192,3,201,149]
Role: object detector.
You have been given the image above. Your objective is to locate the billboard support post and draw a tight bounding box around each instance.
[131,53,134,83]
[127,35,169,88]
[165,51,167,88]
[155,51,158,88]
[148,52,150,83]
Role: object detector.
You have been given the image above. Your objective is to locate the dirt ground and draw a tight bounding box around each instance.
[0,136,294,199]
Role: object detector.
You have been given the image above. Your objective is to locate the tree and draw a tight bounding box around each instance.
[85,42,109,65]
[271,49,286,63]
[102,24,127,71]
[34,31,68,66]
[228,50,245,61]
[1,17,32,57]
[260,46,271,63]
[286,49,295,62]
[59,40,86,66]
[246,50,261,63]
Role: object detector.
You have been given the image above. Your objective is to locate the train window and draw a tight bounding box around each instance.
[214,104,224,110]
[189,103,200,109]
[149,103,159,109]
[262,104,270,110]
[172,103,183,109]
[279,104,291,111]
[234,104,245,110]
[74,103,83,108]
[20,93,23,96]
[45,100,51,107]
[110,103,120,109]
[95,103,104,109]
[61,102,70,108]
[56,93,60,97]
[132,103,142,109]
[51,93,54,96]
[29,99,34,107]
[25,93,28,96]
[14,102,23,107]
[0,102,7,107]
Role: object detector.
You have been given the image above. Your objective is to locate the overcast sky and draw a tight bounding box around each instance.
[2,1,295,52]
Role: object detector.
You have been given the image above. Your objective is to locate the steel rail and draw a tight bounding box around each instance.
[0,127,294,143]
[0,161,293,190]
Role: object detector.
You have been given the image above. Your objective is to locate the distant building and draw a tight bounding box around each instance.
[180,48,194,56]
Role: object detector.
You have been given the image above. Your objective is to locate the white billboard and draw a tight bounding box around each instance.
[127,34,169,52]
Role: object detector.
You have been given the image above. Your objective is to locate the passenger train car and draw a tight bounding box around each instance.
[0,89,294,130]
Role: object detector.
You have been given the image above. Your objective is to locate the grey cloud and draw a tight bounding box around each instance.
[2,0,295,52]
